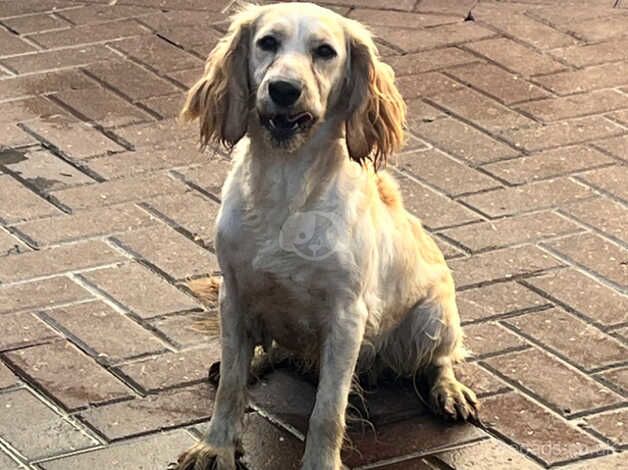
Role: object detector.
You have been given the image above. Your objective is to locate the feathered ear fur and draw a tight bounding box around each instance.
[343,20,406,169]
[180,6,260,149]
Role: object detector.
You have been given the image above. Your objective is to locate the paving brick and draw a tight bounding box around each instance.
[559,452,624,469]
[79,383,213,440]
[0,311,58,351]
[112,35,202,72]
[561,197,627,244]
[415,0,477,16]
[3,149,95,193]
[168,66,203,88]
[0,97,66,123]
[85,60,180,102]
[116,343,220,392]
[461,178,594,218]
[175,159,233,199]
[578,165,628,202]
[448,245,563,288]
[25,115,125,159]
[431,87,534,132]
[39,429,196,470]
[370,458,435,469]
[0,389,96,460]
[485,348,622,416]
[0,240,124,283]
[385,48,479,77]
[0,29,36,56]
[457,282,550,323]
[481,392,606,466]
[464,37,565,77]
[596,368,628,396]
[55,86,153,128]
[543,233,627,288]
[535,62,628,95]
[81,262,200,319]
[441,212,581,253]
[143,191,220,248]
[0,0,77,19]
[526,5,622,26]
[0,361,19,389]
[1,44,118,74]
[446,62,549,105]
[28,19,149,48]
[454,362,510,397]
[0,174,60,224]
[150,312,215,348]
[0,276,91,315]
[141,93,183,118]
[0,229,28,257]
[155,24,222,56]
[0,123,35,148]
[3,13,70,34]
[506,307,627,371]
[516,90,628,122]
[564,15,628,43]
[397,72,464,100]
[482,146,614,184]
[584,409,626,447]
[375,22,495,52]
[44,301,165,363]
[0,69,97,101]
[497,117,624,152]
[525,269,628,328]
[397,149,499,197]
[396,174,481,230]
[350,8,459,29]
[608,109,628,127]
[464,322,527,357]
[316,0,416,10]
[435,438,543,470]
[112,225,218,280]
[113,117,198,149]
[412,118,520,165]
[4,341,132,410]
[57,5,156,25]
[50,173,188,210]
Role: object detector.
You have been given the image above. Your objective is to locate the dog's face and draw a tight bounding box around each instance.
[181,2,406,167]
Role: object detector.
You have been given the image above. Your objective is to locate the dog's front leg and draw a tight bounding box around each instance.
[176,274,253,470]
[301,300,368,470]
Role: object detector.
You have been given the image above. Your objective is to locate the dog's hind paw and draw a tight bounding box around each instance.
[171,442,237,470]
[430,378,479,423]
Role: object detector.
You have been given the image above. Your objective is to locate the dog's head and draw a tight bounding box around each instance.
[181,2,405,167]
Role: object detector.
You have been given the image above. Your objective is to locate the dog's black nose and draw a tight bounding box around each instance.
[269,80,302,107]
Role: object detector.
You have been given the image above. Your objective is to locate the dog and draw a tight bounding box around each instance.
[175,3,478,469]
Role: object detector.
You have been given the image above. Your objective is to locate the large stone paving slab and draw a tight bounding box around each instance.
[0,1,626,469]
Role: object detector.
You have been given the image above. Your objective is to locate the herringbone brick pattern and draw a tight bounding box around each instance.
[0,1,626,468]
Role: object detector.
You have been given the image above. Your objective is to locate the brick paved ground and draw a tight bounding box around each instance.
[0,0,626,468]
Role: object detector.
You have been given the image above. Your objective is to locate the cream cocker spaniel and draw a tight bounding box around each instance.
[175,3,478,469]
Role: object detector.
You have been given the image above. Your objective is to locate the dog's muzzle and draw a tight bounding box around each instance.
[259,111,315,141]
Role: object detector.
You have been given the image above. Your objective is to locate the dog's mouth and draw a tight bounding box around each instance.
[260,112,316,140]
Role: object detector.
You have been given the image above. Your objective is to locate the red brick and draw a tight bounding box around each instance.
[0,174,60,224]
[398,148,499,197]
[535,62,628,95]
[116,343,220,392]
[50,173,188,210]
[57,5,156,25]
[415,0,477,16]
[3,13,70,34]
[81,262,200,319]
[168,66,203,88]
[0,276,91,315]
[449,245,563,288]
[241,413,304,470]
[112,35,202,72]
[0,312,58,351]
[457,282,550,323]
[113,118,197,149]
[28,19,149,48]
[14,203,157,247]
[4,341,132,410]
[564,15,628,43]
[25,115,126,159]
[526,5,622,26]
[562,197,627,244]
[176,159,233,199]
[481,392,606,466]
[543,233,627,288]
[485,348,622,416]
[584,409,626,447]
[454,362,509,397]
[578,165,628,202]
[461,178,594,218]
[349,8,458,28]
[0,29,36,56]
[506,307,627,371]
[561,452,625,470]
[80,382,213,440]
[397,72,463,100]
[464,322,527,357]
[375,22,495,52]
[497,117,624,152]
[412,118,520,165]
[0,389,96,460]
[441,212,581,253]
[302,0,416,10]
[39,430,196,470]
[0,0,76,19]
[465,37,565,77]
[385,48,479,77]
[516,90,628,122]
[150,312,215,348]
[1,45,118,74]
[482,146,614,184]
[0,69,96,101]
[0,97,65,123]
[141,93,183,118]
[0,240,124,283]
[446,62,549,105]
[435,438,543,470]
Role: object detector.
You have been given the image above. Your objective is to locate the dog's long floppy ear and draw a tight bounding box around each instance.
[180,7,258,149]
[343,20,406,169]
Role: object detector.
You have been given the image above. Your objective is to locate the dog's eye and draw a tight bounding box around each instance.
[258,35,279,52]
[314,44,337,60]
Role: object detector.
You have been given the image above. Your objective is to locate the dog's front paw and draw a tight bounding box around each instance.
[170,442,236,470]
[430,379,479,423]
